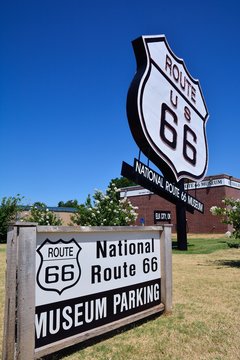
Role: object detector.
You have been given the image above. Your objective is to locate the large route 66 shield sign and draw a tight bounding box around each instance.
[127,35,209,182]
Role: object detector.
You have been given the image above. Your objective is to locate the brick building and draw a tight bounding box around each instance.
[120,174,240,234]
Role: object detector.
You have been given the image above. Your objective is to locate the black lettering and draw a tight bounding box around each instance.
[96,241,106,258]
[191,87,196,103]
[170,90,178,108]
[109,244,116,257]
[48,248,53,257]
[91,265,101,283]
[180,71,185,90]
[184,106,191,122]
[129,264,136,276]
[160,103,178,149]
[165,54,172,75]
[183,124,197,165]
[173,64,179,81]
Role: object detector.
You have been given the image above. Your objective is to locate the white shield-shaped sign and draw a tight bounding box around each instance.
[127,35,209,182]
[37,238,82,295]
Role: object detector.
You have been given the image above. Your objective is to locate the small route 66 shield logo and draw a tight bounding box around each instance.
[36,238,82,295]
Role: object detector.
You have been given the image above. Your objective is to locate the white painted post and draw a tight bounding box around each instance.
[160,224,172,313]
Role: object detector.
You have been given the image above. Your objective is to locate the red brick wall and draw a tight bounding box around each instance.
[186,186,227,233]
[124,180,240,234]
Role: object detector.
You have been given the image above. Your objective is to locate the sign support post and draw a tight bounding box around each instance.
[176,180,187,250]
[3,223,37,360]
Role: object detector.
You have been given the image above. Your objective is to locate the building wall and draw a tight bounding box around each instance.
[184,186,227,233]
[55,211,73,225]
[19,207,76,225]
[121,174,240,234]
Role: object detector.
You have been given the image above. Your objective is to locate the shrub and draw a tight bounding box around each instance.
[24,202,63,226]
[210,198,240,247]
[71,183,138,226]
[0,195,23,243]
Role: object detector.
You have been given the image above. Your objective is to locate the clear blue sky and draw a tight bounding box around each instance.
[1,0,239,206]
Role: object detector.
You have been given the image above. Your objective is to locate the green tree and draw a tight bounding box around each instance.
[58,199,79,208]
[109,177,136,189]
[24,202,63,226]
[0,194,23,243]
[108,177,136,200]
[69,195,92,225]
[71,183,138,226]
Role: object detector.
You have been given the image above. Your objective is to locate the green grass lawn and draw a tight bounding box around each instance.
[172,237,229,254]
[1,236,239,360]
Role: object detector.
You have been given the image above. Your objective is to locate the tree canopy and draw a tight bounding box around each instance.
[58,199,79,208]
[0,195,23,243]
[0,177,138,242]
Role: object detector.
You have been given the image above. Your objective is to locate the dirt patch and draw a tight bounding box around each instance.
[172,233,226,239]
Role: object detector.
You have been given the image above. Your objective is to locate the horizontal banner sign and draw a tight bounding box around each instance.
[185,177,240,190]
[121,159,204,213]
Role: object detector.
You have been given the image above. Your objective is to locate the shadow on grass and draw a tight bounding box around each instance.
[214,259,240,268]
[172,241,193,250]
